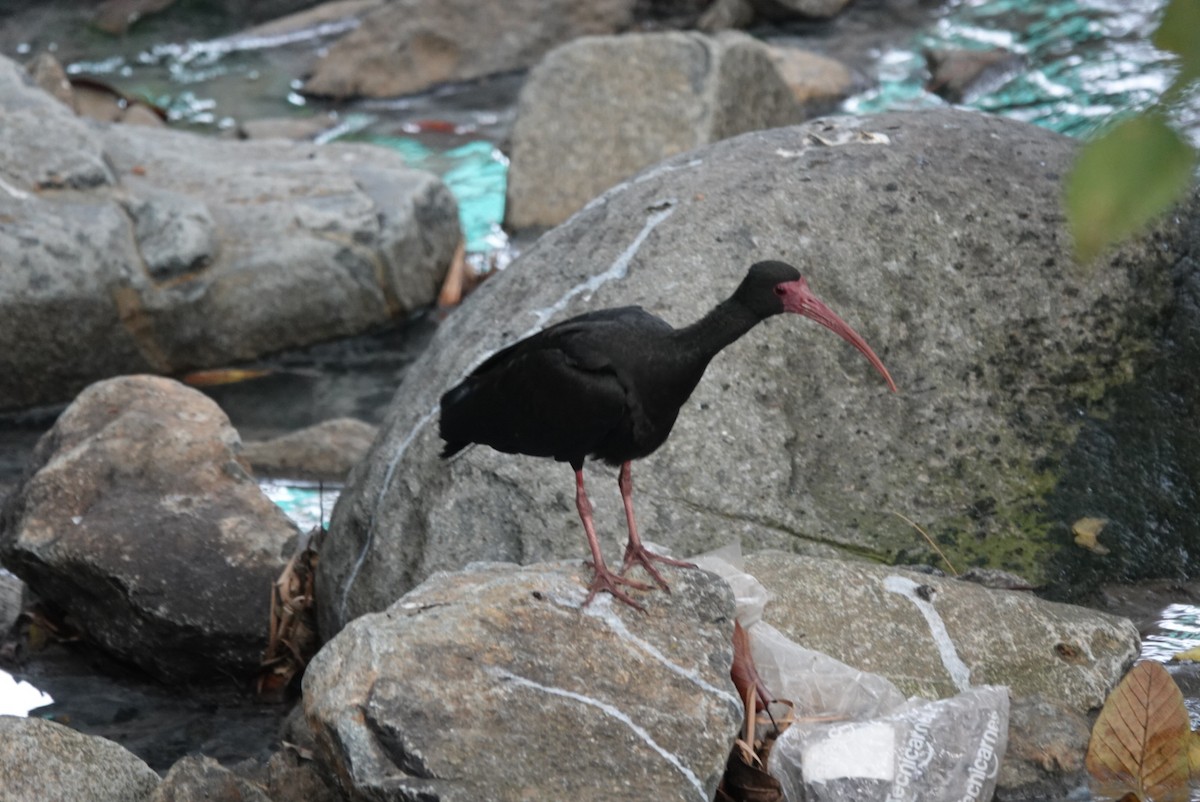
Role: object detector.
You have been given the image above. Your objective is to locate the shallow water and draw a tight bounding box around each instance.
[1144,603,1200,666]
[259,479,340,531]
[17,4,518,264]
[844,0,1199,143]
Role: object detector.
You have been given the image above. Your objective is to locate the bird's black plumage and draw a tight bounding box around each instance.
[440,261,799,469]
[436,260,895,609]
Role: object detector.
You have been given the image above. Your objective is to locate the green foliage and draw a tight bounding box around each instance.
[1066,112,1197,263]
[1066,0,1199,263]
[1153,0,1200,90]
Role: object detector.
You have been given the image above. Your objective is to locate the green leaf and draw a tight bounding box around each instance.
[1066,112,1197,263]
[1153,0,1200,87]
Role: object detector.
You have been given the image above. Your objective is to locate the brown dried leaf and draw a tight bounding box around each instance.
[1086,660,1191,802]
[718,713,786,802]
[258,532,321,698]
[436,240,468,308]
[716,745,784,802]
[731,621,773,714]
[1072,517,1111,555]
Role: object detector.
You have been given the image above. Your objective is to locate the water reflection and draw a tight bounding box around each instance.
[259,479,340,532]
[846,0,1200,144]
[1141,603,1200,663]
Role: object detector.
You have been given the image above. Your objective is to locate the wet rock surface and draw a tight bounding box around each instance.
[997,694,1092,801]
[2,639,289,772]
[768,44,853,109]
[0,53,460,411]
[304,561,741,802]
[752,0,855,21]
[303,0,637,99]
[318,108,1197,635]
[240,418,378,482]
[149,755,273,802]
[925,46,1024,103]
[0,376,297,682]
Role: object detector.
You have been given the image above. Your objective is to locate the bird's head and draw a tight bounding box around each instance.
[741,260,898,393]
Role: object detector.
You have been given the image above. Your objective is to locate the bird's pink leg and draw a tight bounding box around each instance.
[575,469,651,610]
[617,461,696,591]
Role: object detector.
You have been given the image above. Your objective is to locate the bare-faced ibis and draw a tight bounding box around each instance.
[439,260,897,609]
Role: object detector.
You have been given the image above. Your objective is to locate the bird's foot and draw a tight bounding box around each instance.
[620,544,696,592]
[584,562,652,612]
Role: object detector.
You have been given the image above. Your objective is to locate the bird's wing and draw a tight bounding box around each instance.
[463,306,651,379]
[439,321,637,464]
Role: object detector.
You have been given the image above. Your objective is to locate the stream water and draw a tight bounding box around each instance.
[2,0,1200,794]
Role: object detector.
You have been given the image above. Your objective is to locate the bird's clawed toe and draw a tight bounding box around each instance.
[584,562,652,611]
[619,544,697,591]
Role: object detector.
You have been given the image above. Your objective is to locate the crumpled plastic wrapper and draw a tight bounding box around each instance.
[693,545,1009,802]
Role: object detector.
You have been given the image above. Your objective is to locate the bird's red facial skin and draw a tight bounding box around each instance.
[776,278,899,393]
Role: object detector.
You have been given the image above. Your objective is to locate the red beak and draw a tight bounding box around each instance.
[779,277,898,393]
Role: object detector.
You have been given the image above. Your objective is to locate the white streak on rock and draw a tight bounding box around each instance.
[583,601,740,709]
[883,574,972,692]
[338,404,437,622]
[493,667,708,800]
[524,201,676,333]
[0,176,30,200]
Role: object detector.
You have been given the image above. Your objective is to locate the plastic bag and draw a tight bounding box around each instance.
[769,685,1009,802]
[692,546,1010,802]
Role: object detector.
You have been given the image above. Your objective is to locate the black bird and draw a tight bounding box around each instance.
[439,260,897,609]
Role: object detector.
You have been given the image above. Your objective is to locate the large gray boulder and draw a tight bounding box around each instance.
[0,716,160,802]
[303,0,636,98]
[317,108,1198,636]
[0,54,460,411]
[240,417,378,481]
[751,0,853,20]
[0,568,21,637]
[0,375,298,682]
[304,561,741,802]
[745,553,1138,713]
[505,31,805,229]
[149,755,272,802]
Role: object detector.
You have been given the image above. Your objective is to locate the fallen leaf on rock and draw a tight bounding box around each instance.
[1073,517,1111,555]
[1170,646,1200,663]
[182,368,272,387]
[1086,660,1191,802]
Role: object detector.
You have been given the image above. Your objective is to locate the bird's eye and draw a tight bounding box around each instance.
[773,285,786,296]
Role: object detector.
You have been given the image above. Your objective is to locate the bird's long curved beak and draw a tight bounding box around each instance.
[781,278,898,393]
